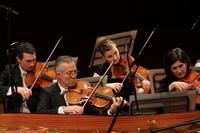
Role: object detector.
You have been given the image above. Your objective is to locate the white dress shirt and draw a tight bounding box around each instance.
[57,82,69,114]
[19,65,30,113]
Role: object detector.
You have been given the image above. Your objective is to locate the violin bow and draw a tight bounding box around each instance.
[121,28,156,84]
[29,36,62,90]
[82,61,114,108]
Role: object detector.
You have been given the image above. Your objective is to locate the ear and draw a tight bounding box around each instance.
[16,56,21,63]
[56,72,62,78]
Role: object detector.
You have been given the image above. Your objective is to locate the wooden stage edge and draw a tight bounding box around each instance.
[0,111,200,132]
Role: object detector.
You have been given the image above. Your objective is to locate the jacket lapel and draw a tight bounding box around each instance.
[13,64,23,86]
[52,83,67,106]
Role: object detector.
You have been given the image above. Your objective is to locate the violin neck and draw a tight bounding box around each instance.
[95,92,113,102]
[132,71,147,81]
[95,92,130,107]
[41,74,54,82]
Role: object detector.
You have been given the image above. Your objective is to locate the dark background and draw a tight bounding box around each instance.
[0,0,200,78]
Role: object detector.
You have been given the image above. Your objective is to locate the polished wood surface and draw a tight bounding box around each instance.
[0,111,200,132]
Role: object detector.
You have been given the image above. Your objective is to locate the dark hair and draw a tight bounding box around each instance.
[97,39,116,55]
[163,47,191,78]
[15,41,36,59]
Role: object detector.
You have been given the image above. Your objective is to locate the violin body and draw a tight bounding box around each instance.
[179,70,200,104]
[180,70,200,88]
[66,80,91,105]
[25,62,56,88]
[112,55,149,91]
[66,80,114,109]
[92,87,114,108]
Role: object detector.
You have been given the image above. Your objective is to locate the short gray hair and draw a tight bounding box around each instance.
[55,55,76,73]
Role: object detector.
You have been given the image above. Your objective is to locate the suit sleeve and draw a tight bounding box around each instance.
[36,89,58,114]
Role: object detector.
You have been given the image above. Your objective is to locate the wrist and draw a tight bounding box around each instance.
[108,109,115,115]
[62,106,68,114]
[168,83,174,91]
[15,86,20,93]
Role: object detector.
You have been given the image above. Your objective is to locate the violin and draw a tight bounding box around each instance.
[112,55,150,92]
[24,37,62,90]
[25,62,56,89]
[178,69,200,104]
[179,70,200,87]
[66,80,114,108]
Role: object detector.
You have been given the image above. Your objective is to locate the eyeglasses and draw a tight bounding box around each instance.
[65,70,79,76]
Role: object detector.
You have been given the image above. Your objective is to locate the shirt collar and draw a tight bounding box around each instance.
[19,65,27,76]
[58,82,68,95]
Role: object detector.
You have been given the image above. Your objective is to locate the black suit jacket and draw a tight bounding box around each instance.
[37,83,107,115]
[0,64,41,113]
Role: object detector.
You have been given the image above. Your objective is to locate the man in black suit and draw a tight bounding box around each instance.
[37,55,126,115]
[0,41,40,113]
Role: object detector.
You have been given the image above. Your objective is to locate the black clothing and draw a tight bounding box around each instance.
[0,64,41,113]
[158,77,174,93]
